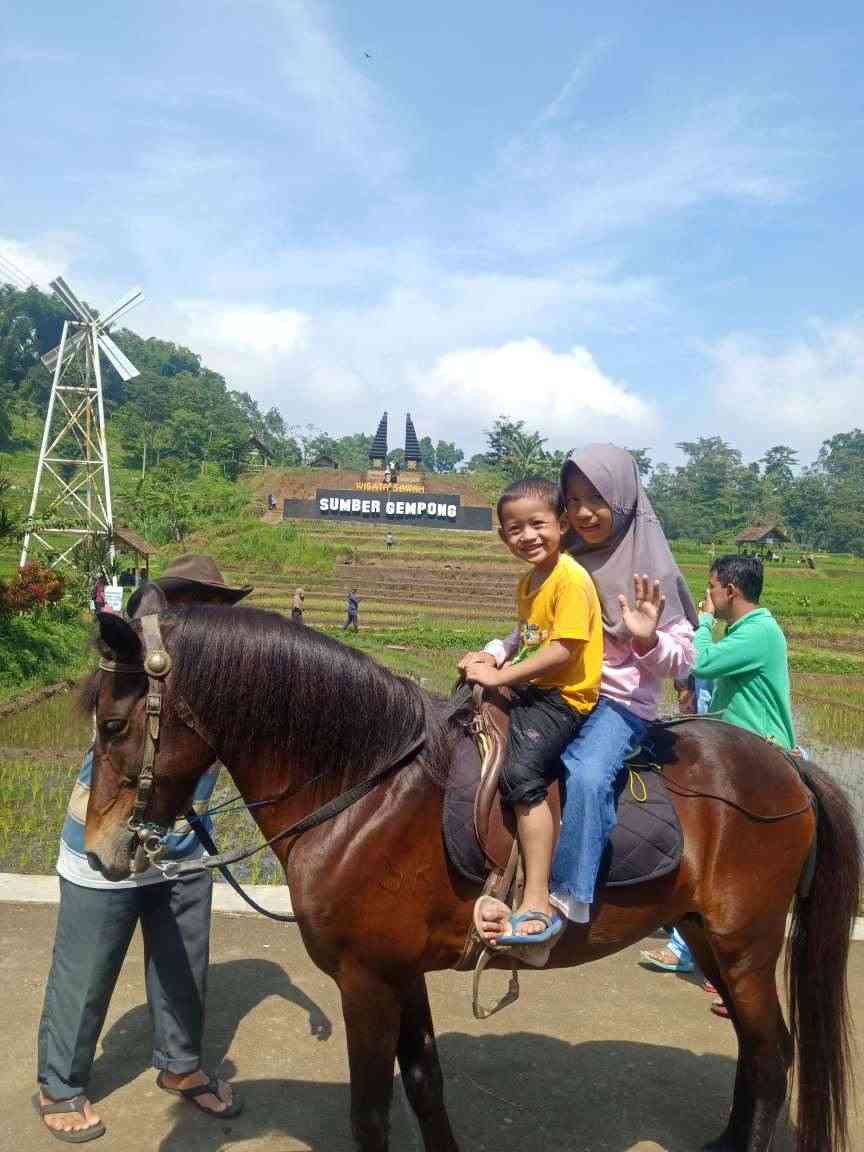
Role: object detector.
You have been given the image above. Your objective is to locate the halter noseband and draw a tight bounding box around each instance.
[99,613,176,872]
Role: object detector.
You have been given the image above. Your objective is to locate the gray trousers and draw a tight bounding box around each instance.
[37,872,212,1100]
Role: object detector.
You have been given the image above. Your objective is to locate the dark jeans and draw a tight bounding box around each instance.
[37,872,212,1100]
[341,612,358,631]
[499,686,583,809]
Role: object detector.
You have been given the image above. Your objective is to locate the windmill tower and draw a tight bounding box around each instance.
[19,277,143,571]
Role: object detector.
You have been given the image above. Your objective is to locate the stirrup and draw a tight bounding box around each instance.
[472,947,520,1020]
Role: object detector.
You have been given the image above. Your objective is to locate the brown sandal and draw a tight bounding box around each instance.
[156,1071,242,1118]
[36,1094,106,1143]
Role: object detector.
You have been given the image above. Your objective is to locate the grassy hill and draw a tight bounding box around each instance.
[5,454,864,695]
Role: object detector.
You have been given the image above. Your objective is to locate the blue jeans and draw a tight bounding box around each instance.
[551,696,650,906]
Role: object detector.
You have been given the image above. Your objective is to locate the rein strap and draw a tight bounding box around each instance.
[162,729,427,882]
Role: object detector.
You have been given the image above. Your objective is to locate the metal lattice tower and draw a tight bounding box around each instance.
[20,277,143,570]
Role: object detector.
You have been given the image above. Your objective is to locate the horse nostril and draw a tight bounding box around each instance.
[85,851,103,872]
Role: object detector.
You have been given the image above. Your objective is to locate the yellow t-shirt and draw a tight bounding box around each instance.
[514,553,602,714]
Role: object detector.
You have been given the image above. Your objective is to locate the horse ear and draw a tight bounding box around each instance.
[127,582,167,619]
[97,612,142,665]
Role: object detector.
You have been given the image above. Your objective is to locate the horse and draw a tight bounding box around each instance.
[82,597,860,1152]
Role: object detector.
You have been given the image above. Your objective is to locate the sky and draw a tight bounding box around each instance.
[2,1,863,467]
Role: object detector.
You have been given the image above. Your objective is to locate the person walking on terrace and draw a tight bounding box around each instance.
[291,586,305,622]
[35,556,252,1142]
[342,587,360,631]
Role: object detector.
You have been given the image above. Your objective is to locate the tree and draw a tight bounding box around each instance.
[816,430,864,480]
[782,473,832,550]
[502,430,548,481]
[434,440,463,473]
[761,445,797,488]
[626,448,652,478]
[484,416,525,466]
[418,435,436,472]
[0,465,16,544]
[333,433,372,470]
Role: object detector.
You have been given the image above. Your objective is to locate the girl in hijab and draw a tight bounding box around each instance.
[475,444,696,937]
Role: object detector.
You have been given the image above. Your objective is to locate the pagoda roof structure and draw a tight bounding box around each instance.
[404,413,421,464]
[368,412,388,461]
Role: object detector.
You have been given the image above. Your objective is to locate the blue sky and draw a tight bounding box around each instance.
[2,1,863,465]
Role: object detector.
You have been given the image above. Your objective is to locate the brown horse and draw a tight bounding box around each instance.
[83,599,860,1152]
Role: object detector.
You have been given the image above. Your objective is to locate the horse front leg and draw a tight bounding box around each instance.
[397,977,461,1152]
[340,965,402,1151]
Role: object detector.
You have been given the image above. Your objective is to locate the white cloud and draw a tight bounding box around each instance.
[146,257,662,453]
[484,95,804,256]
[538,38,615,125]
[709,318,864,457]
[412,338,658,451]
[176,302,308,360]
[0,234,79,290]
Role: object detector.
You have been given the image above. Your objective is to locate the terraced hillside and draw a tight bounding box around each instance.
[219,467,512,631]
[225,523,519,632]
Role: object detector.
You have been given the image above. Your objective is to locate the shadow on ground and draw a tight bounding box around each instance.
[89,958,333,1104]
[156,1031,759,1152]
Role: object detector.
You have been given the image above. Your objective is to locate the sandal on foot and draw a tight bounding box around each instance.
[495,910,563,947]
[710,999,731,1019]
[156,1072,243,1119]
[36,1095,106,1143]
[638,948,695,974]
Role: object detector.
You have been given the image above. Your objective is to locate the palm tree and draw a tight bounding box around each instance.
[502,430,549,480]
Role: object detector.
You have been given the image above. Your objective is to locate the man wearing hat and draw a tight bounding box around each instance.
[36,557,252,1142]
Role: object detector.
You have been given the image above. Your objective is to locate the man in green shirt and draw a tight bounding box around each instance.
[693,554,795,750]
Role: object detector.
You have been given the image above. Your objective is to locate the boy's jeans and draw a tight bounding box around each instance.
[550,696,649,909]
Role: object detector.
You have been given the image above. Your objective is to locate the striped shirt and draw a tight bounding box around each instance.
[57,746,219,889]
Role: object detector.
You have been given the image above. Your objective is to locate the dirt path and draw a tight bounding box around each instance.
[3,902,861,1151]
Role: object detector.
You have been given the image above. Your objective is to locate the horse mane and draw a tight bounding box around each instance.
[170,604,452,786]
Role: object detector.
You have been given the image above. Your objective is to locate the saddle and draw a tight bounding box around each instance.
[444,687,683,901]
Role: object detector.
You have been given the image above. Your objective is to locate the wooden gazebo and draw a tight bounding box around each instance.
[242,434,274,472]
[735,521,790,558]
[112,525,158,586]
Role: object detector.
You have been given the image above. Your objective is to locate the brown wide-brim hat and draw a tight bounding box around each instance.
[127,554,253,616]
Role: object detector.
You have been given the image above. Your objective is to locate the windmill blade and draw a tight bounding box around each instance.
[97,332,140,381]
[98,287,144,331]
[41,328,87,371]
[51,276,96,322]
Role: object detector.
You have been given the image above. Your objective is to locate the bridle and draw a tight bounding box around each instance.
[96,611,427,918]
[98,613,176,873]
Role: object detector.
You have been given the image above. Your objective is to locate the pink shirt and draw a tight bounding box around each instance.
[486,616,694,722]
[600,617,694,720]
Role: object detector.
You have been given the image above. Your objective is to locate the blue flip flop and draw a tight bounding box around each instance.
[495,910,563,947]
[638,949,695,974]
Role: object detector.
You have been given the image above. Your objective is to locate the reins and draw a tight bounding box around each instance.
[98,613,428,921]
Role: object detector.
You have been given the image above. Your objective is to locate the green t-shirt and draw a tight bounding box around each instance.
[692,606,795,750]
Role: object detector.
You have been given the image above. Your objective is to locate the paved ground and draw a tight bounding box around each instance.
[2,903,861,1152]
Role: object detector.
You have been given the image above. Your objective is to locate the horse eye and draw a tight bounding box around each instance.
[103,719,127,736]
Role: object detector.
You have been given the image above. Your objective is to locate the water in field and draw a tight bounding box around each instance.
[0,676,861,879]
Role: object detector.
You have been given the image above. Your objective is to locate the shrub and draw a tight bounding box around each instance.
[0,561,65,615]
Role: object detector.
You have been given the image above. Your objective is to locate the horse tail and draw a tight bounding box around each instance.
[786,760,860,1152]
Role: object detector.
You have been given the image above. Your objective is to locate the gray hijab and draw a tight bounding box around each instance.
[563,443,698,639]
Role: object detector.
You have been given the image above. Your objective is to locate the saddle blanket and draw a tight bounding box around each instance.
[443,737,683,889]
